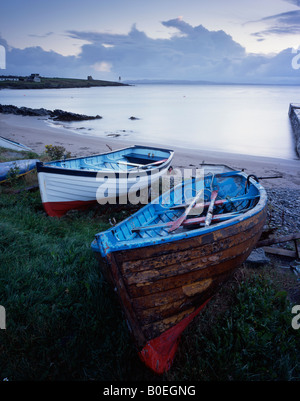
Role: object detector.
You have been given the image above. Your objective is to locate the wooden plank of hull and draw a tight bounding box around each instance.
[125,226,262,290]
[130,233,260,312]
[99,207,267,346]
[105,252,147,346]
[121,225,260,274]
[143,306,198,339]
[114,209,266,265]
[134,274,224,326]
[137,250,256,340]
[132,278,211,311]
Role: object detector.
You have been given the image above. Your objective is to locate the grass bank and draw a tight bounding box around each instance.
[0,148,299,381]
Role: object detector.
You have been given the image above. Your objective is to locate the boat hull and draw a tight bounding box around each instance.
[0,159,39,183]
[37,166,171,217]
[0,136,32,151]
[36,145,174,217]
[93,204,267,373]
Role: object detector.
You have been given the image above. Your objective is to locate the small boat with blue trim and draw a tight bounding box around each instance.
[91,168,267,374]
[36,145,174,217]
[0,159,39,183]
[0,136,32,151]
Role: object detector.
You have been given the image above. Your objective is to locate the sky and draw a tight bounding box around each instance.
[1,0,300,83]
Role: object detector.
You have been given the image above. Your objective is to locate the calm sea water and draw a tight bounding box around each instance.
[1,84,298,159]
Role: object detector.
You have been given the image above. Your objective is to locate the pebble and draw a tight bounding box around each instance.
[266,188,300,235]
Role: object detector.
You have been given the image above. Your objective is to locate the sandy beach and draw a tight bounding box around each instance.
[0,113,299,189]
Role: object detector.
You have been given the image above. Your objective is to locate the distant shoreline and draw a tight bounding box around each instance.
[123,79,300,87]
[0,76,129,90]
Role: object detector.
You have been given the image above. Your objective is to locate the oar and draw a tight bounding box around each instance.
[170,194,260,210]
[183,211,242,228]
[205,190,218,226]
[168,189,218,232]
[140,158,168,168]
[167,188,205,232]
[106,160,144,168]
[131,211,242,232]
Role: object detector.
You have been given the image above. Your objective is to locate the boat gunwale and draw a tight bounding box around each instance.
[36,145,174,177]
[37,144,174,167]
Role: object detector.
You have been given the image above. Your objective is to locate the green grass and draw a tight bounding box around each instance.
[0,189,148,380]
[167,270,300,381]
[0,150,300,381]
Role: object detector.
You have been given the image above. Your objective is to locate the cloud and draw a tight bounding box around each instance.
[28,32,54,38]
[284,0,300,6]
[249,3,300,39]
[4,44,83,78]
[260,10,300,24]
[1,20,300,84]
[92,61,112,72]
[161,17,196,35]
[66,19,246,81]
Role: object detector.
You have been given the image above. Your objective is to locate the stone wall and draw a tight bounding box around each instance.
[288,103,300,158]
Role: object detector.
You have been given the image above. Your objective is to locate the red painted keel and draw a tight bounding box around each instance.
[139,299,210,374]
[43,200,98,217]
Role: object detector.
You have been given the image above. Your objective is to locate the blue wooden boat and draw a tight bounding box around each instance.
[91,169,267,374]
[36,145,174,217]
[0,159,39,183]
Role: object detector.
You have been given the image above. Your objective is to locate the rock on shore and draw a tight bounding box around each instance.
[0,104,102,122]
